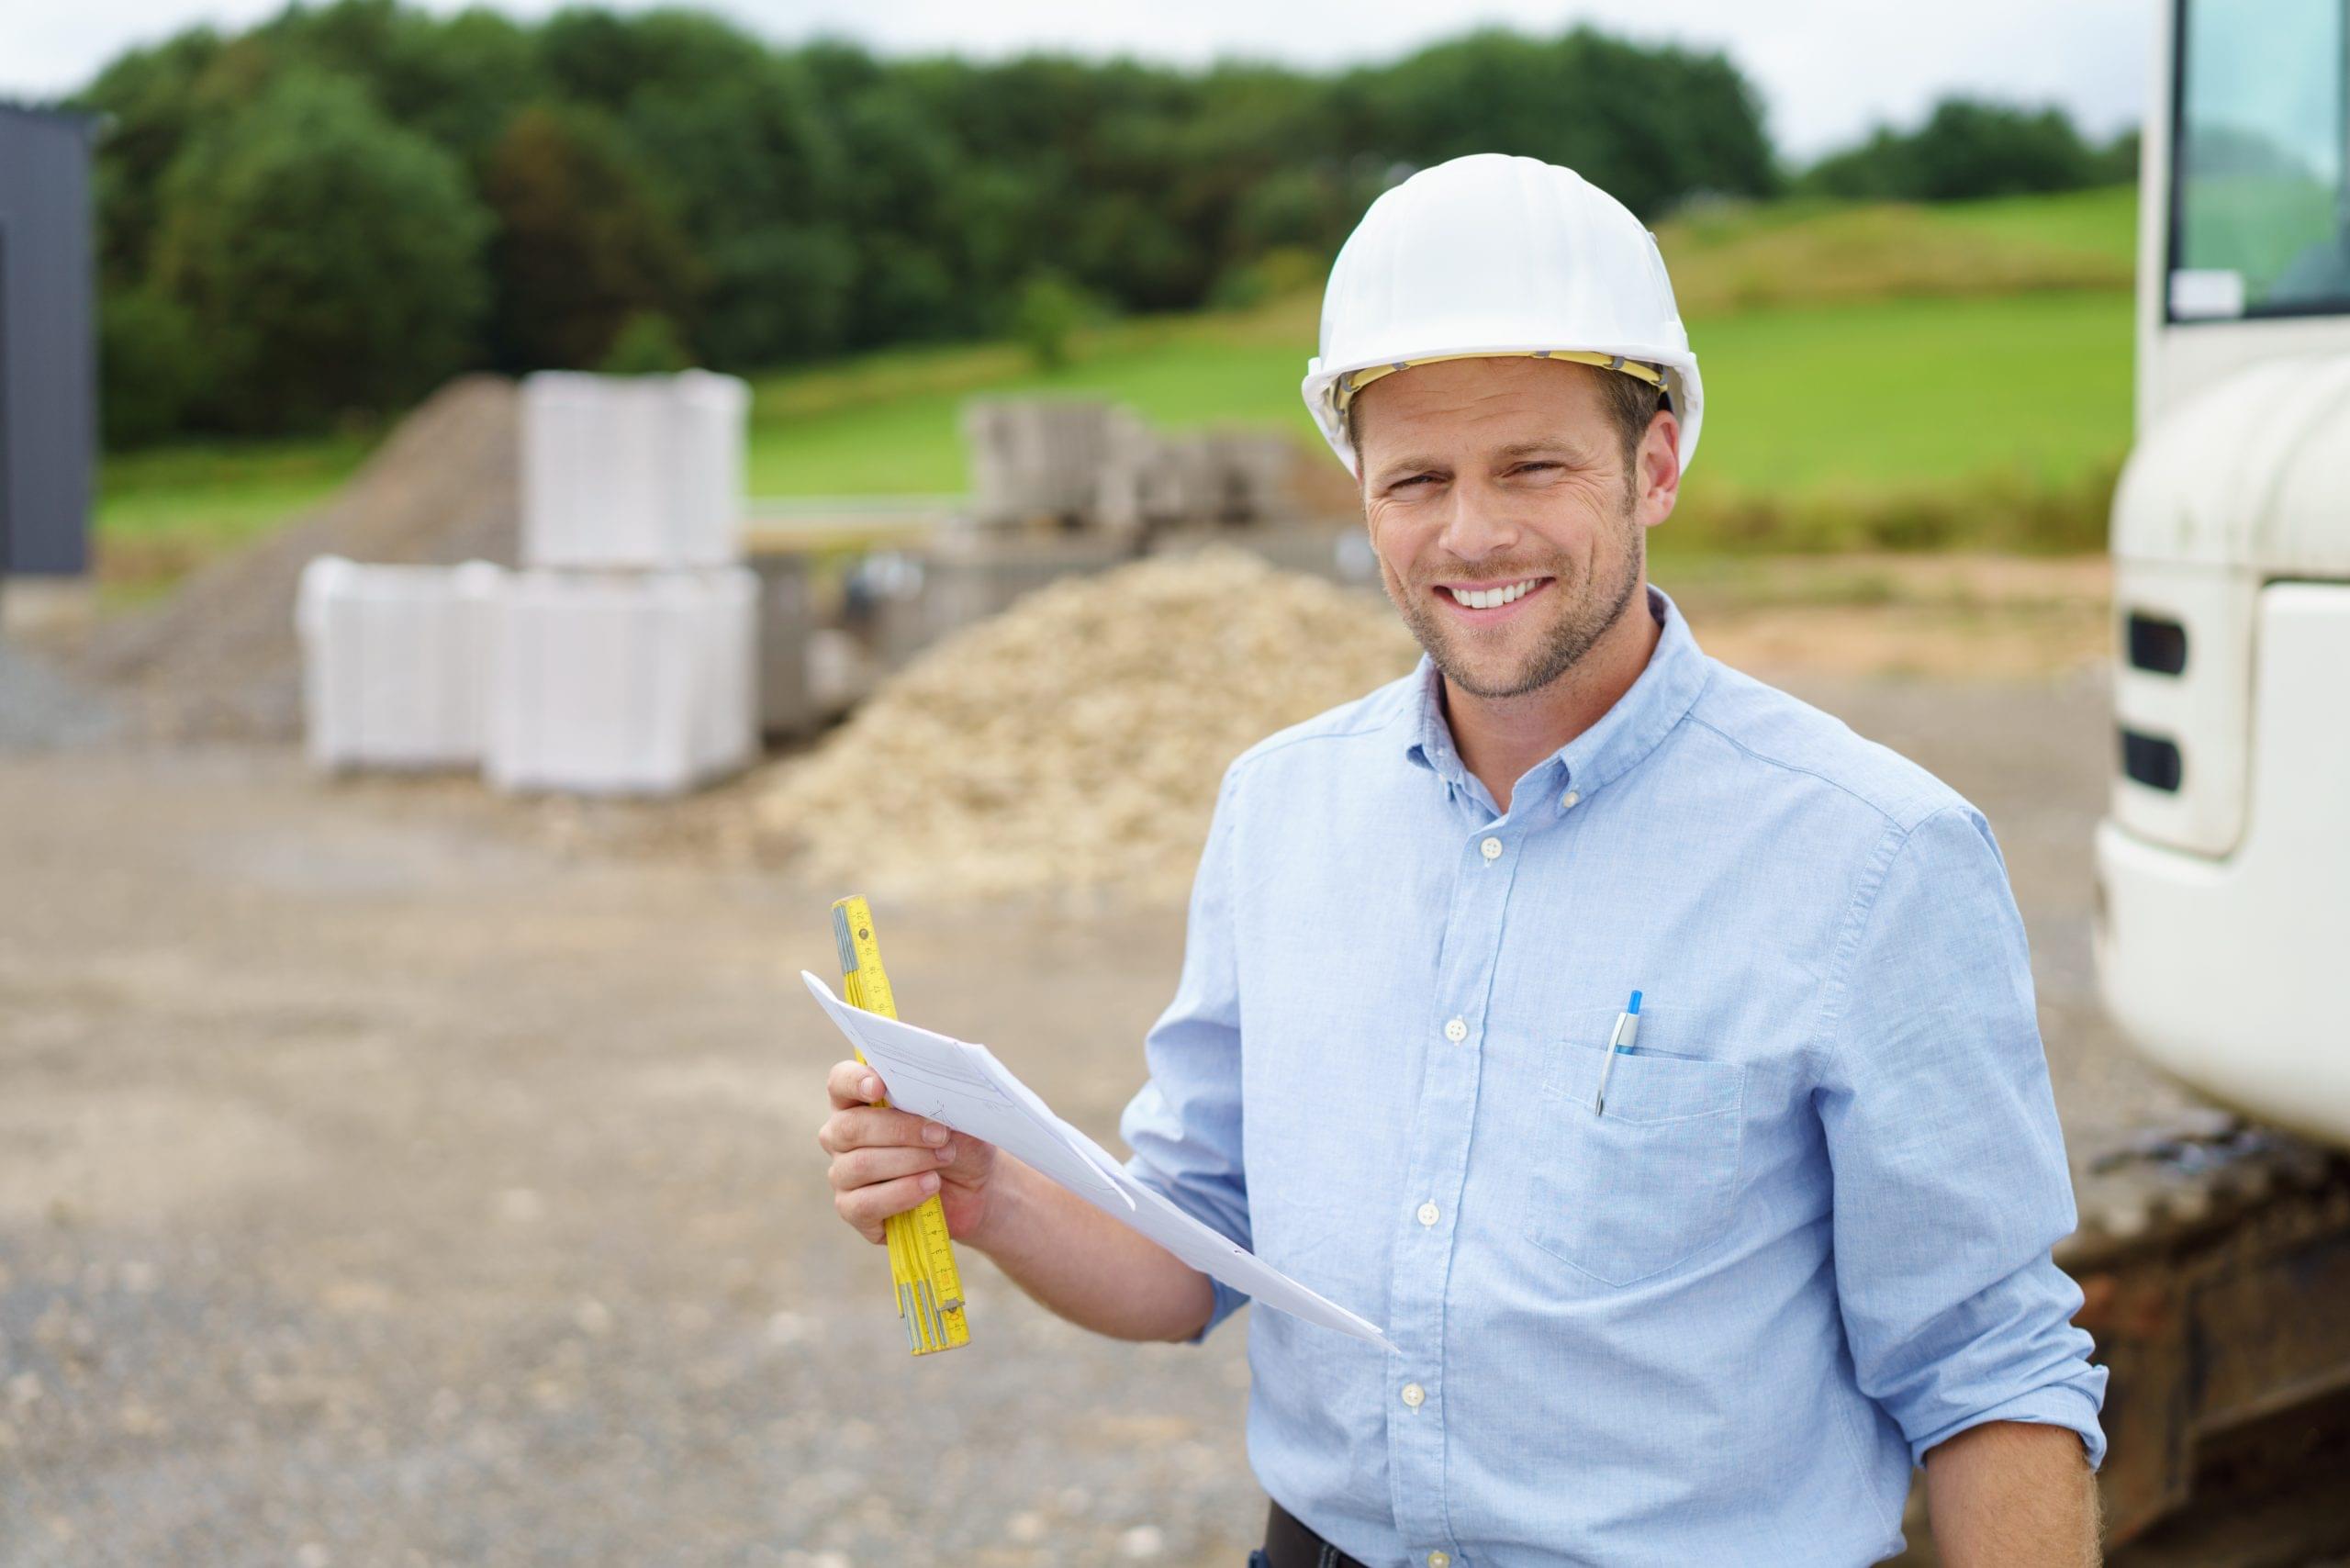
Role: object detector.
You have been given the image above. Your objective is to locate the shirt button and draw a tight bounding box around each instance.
[1428,1554,1452,1568]
[1416,1202,1439,1226]
[1443,1017,1467,1043]
[1561,790,1581,810]
[1480,835,1503,861]
[1401,1382,1426,1408]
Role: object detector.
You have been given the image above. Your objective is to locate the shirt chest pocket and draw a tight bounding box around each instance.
[1525,1039,1745,1288]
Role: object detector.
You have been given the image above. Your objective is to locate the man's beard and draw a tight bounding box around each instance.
[1387,510,1645,700]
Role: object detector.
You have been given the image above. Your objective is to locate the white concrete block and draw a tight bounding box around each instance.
[297,557,503,771]
[520,371,749,569]
[483,567,758,797]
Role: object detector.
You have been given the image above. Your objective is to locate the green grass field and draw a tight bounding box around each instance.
[94,431,384,603]
[1927,183,2139,267]
[95,184,2142,577]
[1692,290,2133,491]
[100,432,382,547]
[740,286,2134,499]
[741,184,2139,503]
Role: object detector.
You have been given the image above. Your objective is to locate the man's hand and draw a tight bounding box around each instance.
[1924,1419,2102,1566]
[814,1058,1217,1342]
[817,1058,1002,1248]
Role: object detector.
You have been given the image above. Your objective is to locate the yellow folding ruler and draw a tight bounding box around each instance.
[831,895,970,1356]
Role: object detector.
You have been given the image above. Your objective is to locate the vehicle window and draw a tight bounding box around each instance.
[2172,0,2350,319]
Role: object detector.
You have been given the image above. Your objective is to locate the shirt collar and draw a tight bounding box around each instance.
[1401,583,1713,805]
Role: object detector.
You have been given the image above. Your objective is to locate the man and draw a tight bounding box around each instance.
[818,153,2106,1566]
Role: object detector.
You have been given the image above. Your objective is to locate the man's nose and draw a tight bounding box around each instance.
[1437,478,1526,563]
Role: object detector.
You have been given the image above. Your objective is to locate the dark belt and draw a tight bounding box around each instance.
[1255,1498,1371,1568]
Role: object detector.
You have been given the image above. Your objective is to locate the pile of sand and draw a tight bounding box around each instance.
[75,375,521,741]
[755,545,1420,903]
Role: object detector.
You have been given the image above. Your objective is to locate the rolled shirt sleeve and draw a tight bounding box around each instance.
[1119,766,1252,1342]
[1816,803,2109,1470]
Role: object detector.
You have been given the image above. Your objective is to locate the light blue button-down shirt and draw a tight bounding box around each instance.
[1119,585,2106,1567]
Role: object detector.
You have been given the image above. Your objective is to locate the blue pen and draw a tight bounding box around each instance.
[1592,990,1643,1116]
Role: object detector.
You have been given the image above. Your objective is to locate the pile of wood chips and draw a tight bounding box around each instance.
[756,545,1421,903]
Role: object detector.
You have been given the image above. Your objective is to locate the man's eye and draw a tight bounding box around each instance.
[1392,474,1436,490]
[1513,462,1560,476]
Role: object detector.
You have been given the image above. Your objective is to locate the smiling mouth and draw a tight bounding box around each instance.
[1440,576,1551,610]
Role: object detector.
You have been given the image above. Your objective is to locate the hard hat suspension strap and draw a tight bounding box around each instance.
[1331,349,1668,416]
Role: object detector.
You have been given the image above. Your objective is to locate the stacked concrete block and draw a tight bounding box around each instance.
[1095,425,1303,532]
[297,557,504,771]
[520,370,749,568]
[962,398,1125,527]
[1095,418,1208,535]
[299,370,776,796]
[1199,431,1301,524]
[959,395,1305,539]
[479,369,767,794]
[482,567,758,796]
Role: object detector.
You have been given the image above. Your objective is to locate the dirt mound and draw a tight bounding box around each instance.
[76,375,521,740]
[754,545,1421,903]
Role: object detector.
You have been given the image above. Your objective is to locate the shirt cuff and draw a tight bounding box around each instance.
[1119,1155,1253,1345]
[1908,1376,2109,1473]
[1183,1279,1250,1345]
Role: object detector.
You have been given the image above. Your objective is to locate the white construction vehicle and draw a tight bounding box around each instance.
[2073,0,2350,1555]
[2098,0,2350,1145]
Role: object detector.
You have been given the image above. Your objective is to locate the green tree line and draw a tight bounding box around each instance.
[63,0,2128,446]
[1800,99,2137,202]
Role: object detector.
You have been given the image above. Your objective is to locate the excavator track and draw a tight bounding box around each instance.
[2059,1114,2350,1562]
[1892,1114,2350,1566]
[2065,1109,2350,1271]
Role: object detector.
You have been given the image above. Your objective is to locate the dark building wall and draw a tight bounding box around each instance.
[0,105,98,577]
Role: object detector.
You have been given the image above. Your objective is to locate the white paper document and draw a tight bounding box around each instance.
[801,971,1394,1350]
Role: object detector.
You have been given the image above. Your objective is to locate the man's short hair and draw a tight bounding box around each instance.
[1347,359,1668,485]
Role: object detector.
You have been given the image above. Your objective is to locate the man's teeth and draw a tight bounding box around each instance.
[1448,578,1540,610]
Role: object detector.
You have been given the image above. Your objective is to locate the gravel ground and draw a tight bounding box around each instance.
[0,644,122,753]
[0,666,2301,1566]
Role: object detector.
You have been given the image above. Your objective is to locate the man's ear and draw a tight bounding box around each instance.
[1636,409,1682,530]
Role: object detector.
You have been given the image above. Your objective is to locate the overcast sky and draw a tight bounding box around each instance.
[8,0,2153,160]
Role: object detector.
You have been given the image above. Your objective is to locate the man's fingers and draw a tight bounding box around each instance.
[836,1170,942,1236]
[829,1143,955,1192]
[816,1104,948,1155]
[825,1058,888,1111]
[820,1059,968,1246]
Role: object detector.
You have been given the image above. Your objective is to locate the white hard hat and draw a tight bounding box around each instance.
[1302,153,1703,479]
